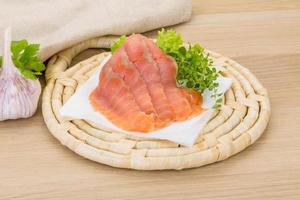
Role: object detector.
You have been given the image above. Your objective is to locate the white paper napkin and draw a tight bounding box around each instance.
[60,55,232,146]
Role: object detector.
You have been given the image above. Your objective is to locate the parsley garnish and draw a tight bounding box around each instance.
[0,39,45,80]
[111,35,126,53]
[157,29,221,108]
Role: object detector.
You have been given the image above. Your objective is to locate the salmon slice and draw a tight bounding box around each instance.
[181,88,203,116]
[89,64,155,132]
[144,37,193,120]
[124,34,174,127]
[108,46,155,115]
[90,33,204,133]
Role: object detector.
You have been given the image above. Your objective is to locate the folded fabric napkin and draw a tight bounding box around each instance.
[0,0,192,61]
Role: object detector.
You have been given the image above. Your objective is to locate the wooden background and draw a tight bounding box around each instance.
[1,0,300,199]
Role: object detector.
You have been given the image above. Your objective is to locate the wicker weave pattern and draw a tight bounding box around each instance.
[42,37,270,170]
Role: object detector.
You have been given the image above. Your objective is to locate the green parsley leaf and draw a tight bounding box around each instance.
[157,29,222,109]
[0,40,45,80]
[157,29,182,53]
[0,56,2,67]
[21,69,37,80]
[11,39,28,57]
[213,97,223,109]
[111,35,126,53]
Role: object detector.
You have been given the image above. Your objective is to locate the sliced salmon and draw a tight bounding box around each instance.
[89,34,204,133]
[108,46,155,115]
[181,88,203,116]
[144,37,193,120]
[124,34,174,127]
[89,64,155,132]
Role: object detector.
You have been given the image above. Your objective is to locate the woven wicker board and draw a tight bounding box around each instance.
[42,36,271,170]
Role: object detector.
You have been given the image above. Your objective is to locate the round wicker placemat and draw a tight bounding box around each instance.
[42,36,270,170]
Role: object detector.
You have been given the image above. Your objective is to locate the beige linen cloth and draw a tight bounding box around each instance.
[0,0,192,61]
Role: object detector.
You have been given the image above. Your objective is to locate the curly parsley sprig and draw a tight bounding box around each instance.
[157,29,221,108]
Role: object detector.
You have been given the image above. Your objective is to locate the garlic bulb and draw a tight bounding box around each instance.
[0,27,41,121]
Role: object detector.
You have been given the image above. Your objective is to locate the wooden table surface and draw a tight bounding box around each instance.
[1,0,300,199]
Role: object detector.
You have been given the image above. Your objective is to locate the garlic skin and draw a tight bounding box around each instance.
[0,27,41,121]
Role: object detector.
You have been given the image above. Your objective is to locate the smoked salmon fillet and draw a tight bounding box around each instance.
[89,64,155,132]
[144,37,195,120]
[108,46,155,115]
[125,34,174,127]
[89,34,203,132]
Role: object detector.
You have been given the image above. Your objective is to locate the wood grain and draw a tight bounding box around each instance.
[1,0,300,199]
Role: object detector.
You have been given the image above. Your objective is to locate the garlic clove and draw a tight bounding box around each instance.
[0,27,41,121]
